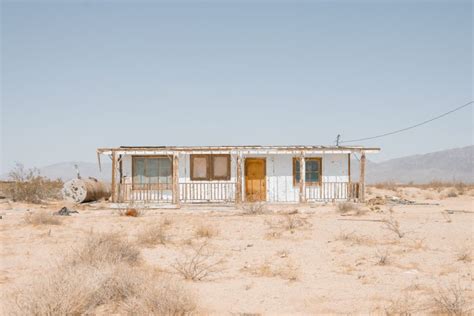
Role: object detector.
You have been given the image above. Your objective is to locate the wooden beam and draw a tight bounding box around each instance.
[347,153,351,200]
[299,155,306,203]
[359,152,366,202]
[172,154,180,205]
[111,151,117,202]
[236,155,243,204]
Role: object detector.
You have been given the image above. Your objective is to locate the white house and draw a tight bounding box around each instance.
[97,145,380,205]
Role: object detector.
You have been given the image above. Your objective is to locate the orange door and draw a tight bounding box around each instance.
[245,158,266,201]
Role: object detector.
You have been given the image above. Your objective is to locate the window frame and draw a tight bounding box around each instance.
[131,155,173,189]
[190,154,231,181]
[292,157,322,186]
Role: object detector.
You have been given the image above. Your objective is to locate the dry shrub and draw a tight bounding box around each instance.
[266,214,311,234]
[445,188,458,198]
[24,211,62,226]
[334,229,374,246]
[382,216,405,238]
[71,233,140,266]
[384,294,420,315]
[241,202,266,215]
[337,202,359,214]
[424,193,435,200]
[244,260,299,281]
[456,247,472,263]
[7,263,196,315]
[136,222,170,247]
[195,223,219,238]
[374,182,397,191]
[375,248,390,266]
[432,283,470,315]
[172,241,224,281]
[6,163,63,203]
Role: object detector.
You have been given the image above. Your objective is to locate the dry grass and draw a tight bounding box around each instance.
[384,294,420,315]
[24,211,62,226]
[432,283,470,315]
[5,163,63,203]
[455,247,472,263]
[244,260,299,281]
[373,182,398,191]
[70,233,140,266]
[6,231,196,315]
[241,202,266,215]
[334,229,375,246]
[136,222,170,247]
[172,241,224,281]
[375,248,390,266]
[195,223,219,238]
[336,202,359,214]
[265,213,311,234]
[382,216,405,238]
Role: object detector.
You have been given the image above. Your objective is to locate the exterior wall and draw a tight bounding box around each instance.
[242,154,350,202]
[118,152,351,203]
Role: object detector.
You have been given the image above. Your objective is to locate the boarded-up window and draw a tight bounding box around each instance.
[293,157,322,186]
[211,155,230,180]
[191,155,209,180]
[132,156,172,188]
[190,154,230,180]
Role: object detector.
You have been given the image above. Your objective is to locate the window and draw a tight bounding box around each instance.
[190,154,230,180]
[132,156,172,188]
[293,157,322,186]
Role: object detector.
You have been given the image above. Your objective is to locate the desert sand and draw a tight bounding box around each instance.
[0,186,473,315]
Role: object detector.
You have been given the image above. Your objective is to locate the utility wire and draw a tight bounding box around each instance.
[340,100,473,144]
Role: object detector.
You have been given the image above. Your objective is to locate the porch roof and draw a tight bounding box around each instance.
[97,145,380,155]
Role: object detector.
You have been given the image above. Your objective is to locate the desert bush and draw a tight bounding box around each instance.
[375,248,390,266]
[24,211,62,226]
[382,216,405,238]
[118,208,144,217]
[374,182,397,191]
[195,223,219,238]
[7,263,196,315]
[266,214,311,234]
[241,202,266,215]
[244,260,299,281]
[136,222,170,247]
[456,247,472,263]
[6,163,63,203]
[445,188,458,198]
[384,294,420,315]
[71,233,140,266]
[334,229,374,245]
[172,241,224,281]
[432,283,470,315]
[336,202,359,214]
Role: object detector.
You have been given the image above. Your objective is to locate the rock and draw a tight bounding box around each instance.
[54,207,79,216]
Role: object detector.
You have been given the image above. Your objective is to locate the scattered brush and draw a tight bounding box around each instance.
[384,294,420,315]
[241,202,266,215]
[336,202,359,214]
[195,223,219,238]
[70,233,140,266]
[375,248,390,266]
[334,229,374,246]
[432,283,470,315]
[5,163,63,203]
[243,260,299,281]
[137,222,170,247]
[374,182,398,191]
[172,241,224,281]
[456,247,472,263]
[446,188,458,198]
[382,216,405,238]
[265,213,311,234]
[24,211,62,226]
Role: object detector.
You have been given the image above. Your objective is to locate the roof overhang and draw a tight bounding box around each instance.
[97,145,380,156]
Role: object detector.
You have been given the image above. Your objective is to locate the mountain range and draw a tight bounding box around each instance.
[2,146,472,184]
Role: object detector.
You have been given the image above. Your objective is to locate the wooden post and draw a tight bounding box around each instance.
[172,154,180,205]
[111,151,117,203]
[299,155,306,203]
[347,153,351,200]
[236,154,243,204]
[359,152,366,203]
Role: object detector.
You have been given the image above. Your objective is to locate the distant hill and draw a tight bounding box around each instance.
[1,162,111,182]
[352,145,473,184]
[2,146,472,184]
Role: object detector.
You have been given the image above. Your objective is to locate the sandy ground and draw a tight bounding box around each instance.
[0,187,473,315]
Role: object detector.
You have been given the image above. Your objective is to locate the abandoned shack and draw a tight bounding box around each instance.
[97,146,380,205]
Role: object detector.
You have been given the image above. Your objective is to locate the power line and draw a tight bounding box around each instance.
[340,100,473,144]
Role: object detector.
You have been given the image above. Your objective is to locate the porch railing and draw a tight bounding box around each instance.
[116,183,173,203]
[180,182,236,203]
[305,182,359,201]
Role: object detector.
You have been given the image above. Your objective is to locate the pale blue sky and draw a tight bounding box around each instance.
[1,0,472,174]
